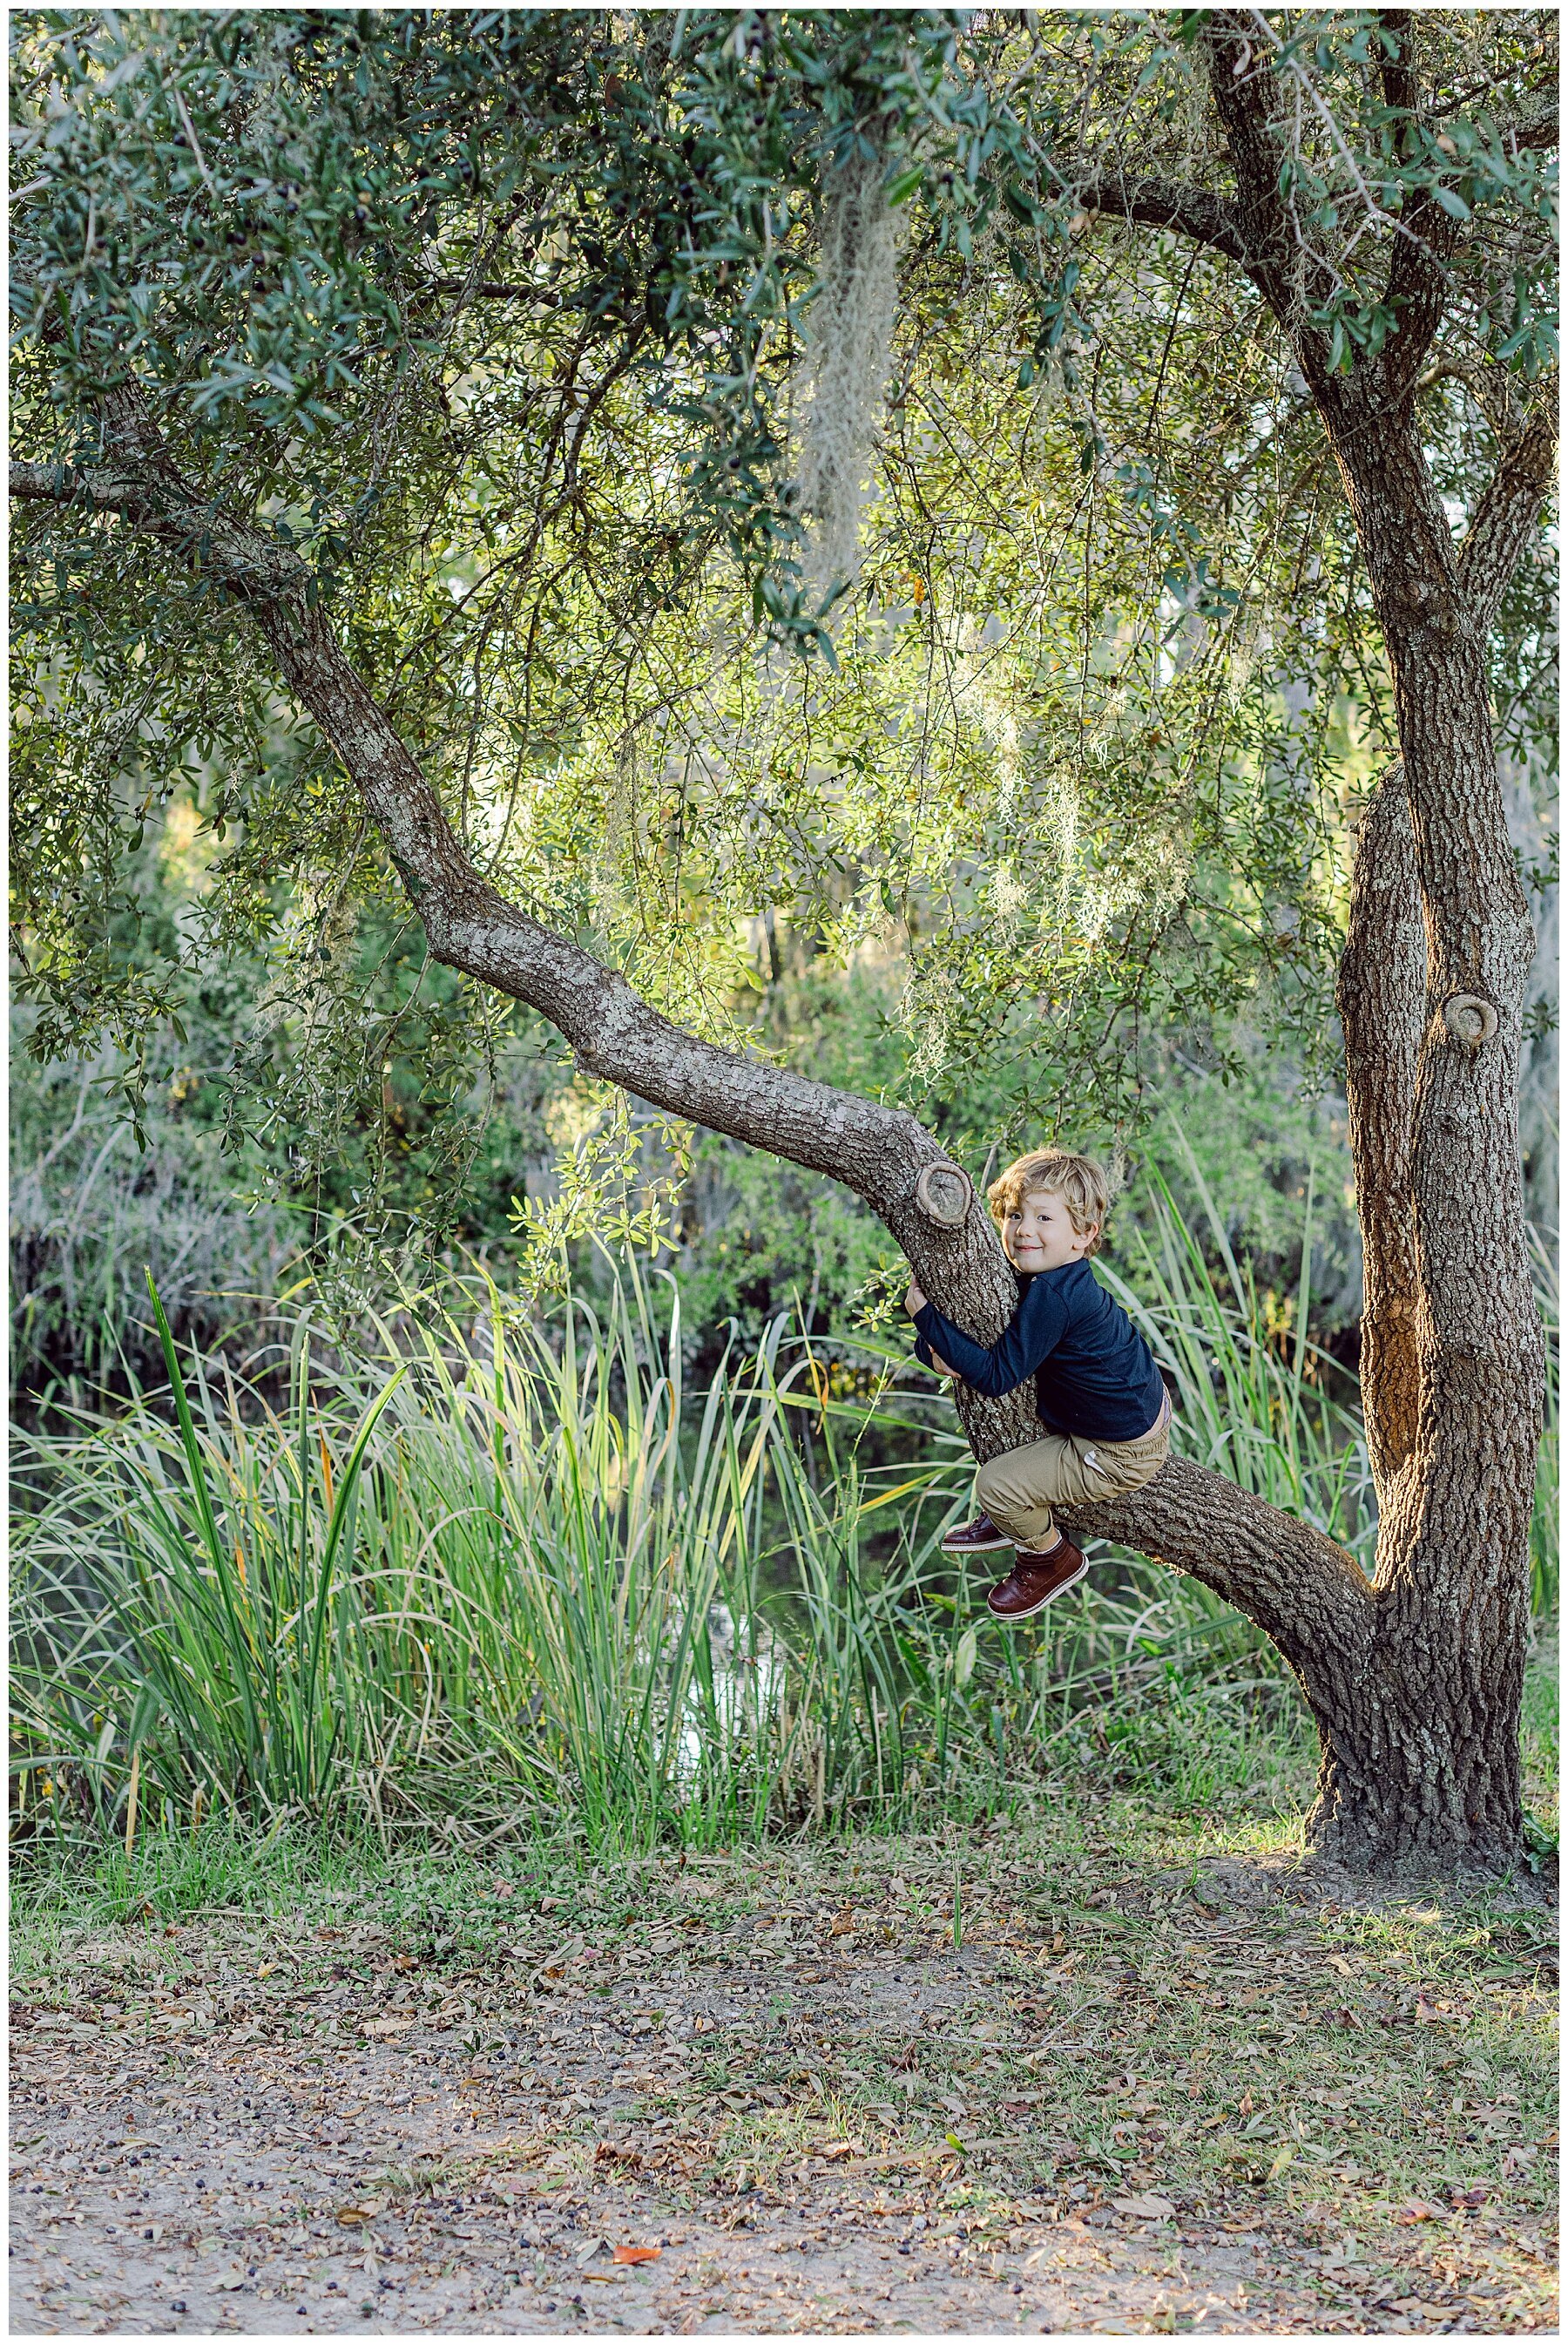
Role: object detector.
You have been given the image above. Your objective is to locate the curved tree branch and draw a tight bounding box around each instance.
[1454,400,1560,631]
[1202,10,1335,383]
[1375,13,1463,406]
[12,453,946,1226]
[1493,85,1558,154]
[12,434,1031,1460]
[1059,1453,1373,1690]
[11,425,1375,1657]
[1072,171,1254,274]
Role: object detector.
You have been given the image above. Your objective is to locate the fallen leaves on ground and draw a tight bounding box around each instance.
[8,1814,1558,2333]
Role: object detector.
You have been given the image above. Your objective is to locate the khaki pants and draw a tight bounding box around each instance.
[974,1392,1171,1550]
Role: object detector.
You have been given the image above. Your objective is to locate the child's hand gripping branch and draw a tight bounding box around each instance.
[904,1148,1170,1623]
[902,1277,956,1375]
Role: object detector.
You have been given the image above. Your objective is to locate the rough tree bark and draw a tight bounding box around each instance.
[1198,11,1556,1871]
[1315,403,1550,1871]
[1338,765,1424,1491]
[1338,410,1558,1500]
[10,19,1555,1874]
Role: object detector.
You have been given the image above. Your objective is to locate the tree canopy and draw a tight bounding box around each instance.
[10,7,1557,1254]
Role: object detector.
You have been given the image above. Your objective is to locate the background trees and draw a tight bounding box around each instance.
[10,9,1557,1872]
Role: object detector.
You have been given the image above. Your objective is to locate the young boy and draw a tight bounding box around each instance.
[904,1148,1169,1623]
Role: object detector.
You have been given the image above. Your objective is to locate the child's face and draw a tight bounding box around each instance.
[1000,1186,1098,1272]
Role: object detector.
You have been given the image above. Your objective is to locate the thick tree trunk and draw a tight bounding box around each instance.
[1338,415,1561,1521]
[1294,1607,1527,1873]
[1308,409,1546,1873]
[1333,766,1532,1871]
[1198,10,1555,1873]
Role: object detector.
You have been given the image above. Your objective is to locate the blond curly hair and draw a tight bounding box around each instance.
[986,1148,1112,1258]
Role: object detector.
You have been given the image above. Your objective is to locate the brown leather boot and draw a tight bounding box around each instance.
[941,1512,1013,1555]
[985,1537,1087,1621]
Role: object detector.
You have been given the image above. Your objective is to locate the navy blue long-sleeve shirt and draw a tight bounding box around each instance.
[913,1257,1165,1441]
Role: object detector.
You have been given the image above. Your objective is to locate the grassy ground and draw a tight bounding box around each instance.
[11,1653,1558,2336]
[1522,1628,1558,1846]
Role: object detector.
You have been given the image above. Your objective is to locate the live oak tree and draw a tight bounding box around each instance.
[10,10,1557,1873]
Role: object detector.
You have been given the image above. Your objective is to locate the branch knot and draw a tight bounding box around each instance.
[1441,992,1498,1047]
[913,1162,974,1230]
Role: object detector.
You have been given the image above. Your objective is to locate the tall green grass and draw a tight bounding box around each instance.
[13,1261,951,1851]
[12,1159,1554,1857]
[1102,1138,1375,1572]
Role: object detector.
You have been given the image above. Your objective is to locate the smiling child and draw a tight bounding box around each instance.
[904,1148,1169,1622]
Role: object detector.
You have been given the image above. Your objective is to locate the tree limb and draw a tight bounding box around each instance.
[1062,1453,1374,1687]
[1375,12,1463,407]
[9,453,948,1227]
[1072,171,1254,273]
[1454,399,1559,632]
[1493,85,1558,153]
[1200,12,1336,388]
[10,427,1377,1656]
[14,429,1047,1479]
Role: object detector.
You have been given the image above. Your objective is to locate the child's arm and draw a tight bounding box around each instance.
[904,1275,1063,1399]
[905,1281,959,1379]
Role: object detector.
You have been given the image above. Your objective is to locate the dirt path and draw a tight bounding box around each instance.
[10,1834,1557,2334]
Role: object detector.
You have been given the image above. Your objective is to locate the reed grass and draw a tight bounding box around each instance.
[12,1158,1554,1857]
[1100,1134,1375,1568]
